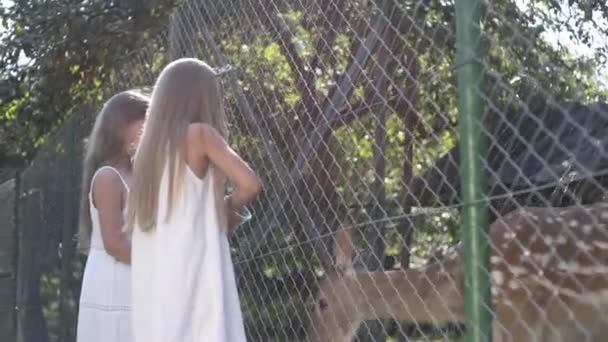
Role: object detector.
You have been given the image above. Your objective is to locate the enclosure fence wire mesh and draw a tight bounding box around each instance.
[8,0,608,341]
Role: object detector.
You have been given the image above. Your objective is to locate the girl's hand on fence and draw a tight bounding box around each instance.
[226,201,252,237]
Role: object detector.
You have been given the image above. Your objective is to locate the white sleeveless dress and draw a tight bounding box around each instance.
[131,165,247,342]
[77,166,132,342]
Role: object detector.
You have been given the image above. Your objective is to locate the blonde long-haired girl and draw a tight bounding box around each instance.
[77,90,148,342]
[127,58,261,342]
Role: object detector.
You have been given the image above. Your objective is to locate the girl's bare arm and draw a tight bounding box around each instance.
[190,123,262,211]
[92,169,131,264]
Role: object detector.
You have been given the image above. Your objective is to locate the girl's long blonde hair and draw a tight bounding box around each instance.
[78,90,149,252]
[126,58,229,233]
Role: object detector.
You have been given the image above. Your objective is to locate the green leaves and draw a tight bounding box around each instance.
[0,0,180,162]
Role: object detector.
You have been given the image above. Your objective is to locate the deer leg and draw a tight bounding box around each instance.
[492,321,505,342]
[543,296,608,342]
[493,296,543,342]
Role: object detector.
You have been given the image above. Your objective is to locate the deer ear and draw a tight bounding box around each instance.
[334,224,355,276]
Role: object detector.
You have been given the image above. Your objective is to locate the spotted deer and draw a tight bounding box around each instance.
[305,204,608,341]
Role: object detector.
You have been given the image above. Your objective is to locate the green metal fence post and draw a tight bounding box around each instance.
[455,0,492,341]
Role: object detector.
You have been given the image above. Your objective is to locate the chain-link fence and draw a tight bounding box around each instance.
[3,0,608,341]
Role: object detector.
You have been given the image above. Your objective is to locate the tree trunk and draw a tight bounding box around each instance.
[356,7,396,339]
[357,86,391,342]
[304,133,344,268]
[398,52,420,269]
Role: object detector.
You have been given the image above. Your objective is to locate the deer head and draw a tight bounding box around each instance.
[304,225,464,342]
[304,203,608,342]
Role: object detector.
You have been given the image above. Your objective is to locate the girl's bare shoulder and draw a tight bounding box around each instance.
[187,123,223,151]
[91,168,125,206]
[92,167,124,189]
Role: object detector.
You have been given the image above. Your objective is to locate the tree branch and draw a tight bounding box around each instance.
[309,0,347,75]
[198,18,317,268]
[255,1,318,122]
[237,4,390,265]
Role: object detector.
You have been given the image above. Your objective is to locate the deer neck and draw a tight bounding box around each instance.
[349,261,465,324]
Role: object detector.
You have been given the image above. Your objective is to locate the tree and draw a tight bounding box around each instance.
[1,2,179,341]
[0,0,179,166]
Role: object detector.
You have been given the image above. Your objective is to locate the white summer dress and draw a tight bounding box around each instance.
[131,165,247,342]
[77,166,132,342]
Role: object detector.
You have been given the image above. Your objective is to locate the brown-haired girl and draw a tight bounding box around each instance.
[77,90,148,342]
